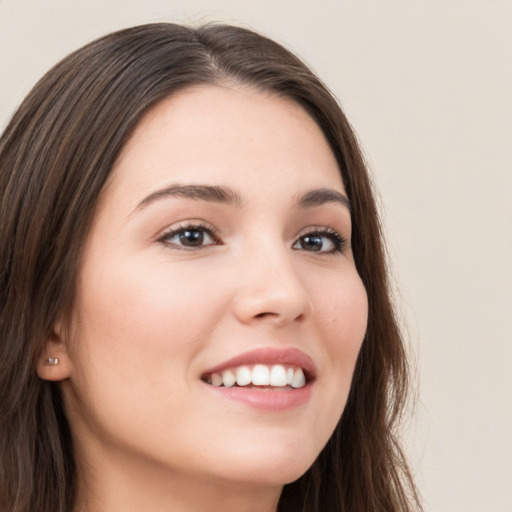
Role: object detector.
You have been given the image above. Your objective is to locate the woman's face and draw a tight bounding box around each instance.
[58,86,368,492]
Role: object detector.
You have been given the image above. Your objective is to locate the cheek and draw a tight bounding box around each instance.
[71,256,227,370]
[312,270,368,395]
[65,258,221,443]
[315,271,368,350]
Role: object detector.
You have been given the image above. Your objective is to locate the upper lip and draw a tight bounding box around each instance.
[201,347,317,380]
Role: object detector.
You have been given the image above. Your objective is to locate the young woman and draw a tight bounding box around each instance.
[0,23,422,512]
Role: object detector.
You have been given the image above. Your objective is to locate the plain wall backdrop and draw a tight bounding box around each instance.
[1,1,511,510]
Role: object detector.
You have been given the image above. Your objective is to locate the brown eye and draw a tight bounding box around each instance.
[293,230,346,254]
[159,224,219,249]
[178,229,205,246]
[298,235,324,252]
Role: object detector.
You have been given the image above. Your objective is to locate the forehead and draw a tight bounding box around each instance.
[108,85,344,208]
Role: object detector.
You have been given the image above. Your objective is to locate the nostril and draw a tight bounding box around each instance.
[254,312,275,319]
[253,311,306,323]
[294,312,306,322]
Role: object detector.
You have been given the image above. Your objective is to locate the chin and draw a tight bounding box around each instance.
[205,439,320,488]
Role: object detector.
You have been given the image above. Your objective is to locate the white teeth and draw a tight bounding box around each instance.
[206,364,307,389]
[252,364,270,385]
[270,365,287,387]
[211,373,223,387]
[222,370,236,387]
[291,369,306,389]
[236,366,252,386]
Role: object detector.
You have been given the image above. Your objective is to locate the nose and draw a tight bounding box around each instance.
[232,245,311,327]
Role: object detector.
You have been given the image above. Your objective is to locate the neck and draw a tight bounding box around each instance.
[72,450,282,512]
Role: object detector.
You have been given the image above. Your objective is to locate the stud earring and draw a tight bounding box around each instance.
[45,357,59,366]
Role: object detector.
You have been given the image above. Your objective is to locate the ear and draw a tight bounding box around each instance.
[36,322,73,381]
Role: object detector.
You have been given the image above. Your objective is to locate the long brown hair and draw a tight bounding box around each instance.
[0,23,421,511]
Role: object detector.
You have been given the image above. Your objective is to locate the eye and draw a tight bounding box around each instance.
[292,228,347,254]
[158,222,220,249]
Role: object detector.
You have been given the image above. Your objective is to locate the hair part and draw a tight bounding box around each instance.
[0,23,422,511]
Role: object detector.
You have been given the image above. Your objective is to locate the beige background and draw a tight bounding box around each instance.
[1,1,511,510]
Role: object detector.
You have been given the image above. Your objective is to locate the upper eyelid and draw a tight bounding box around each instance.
[294,225,347,239]
[296,227,347,242]
[156,220,217,239]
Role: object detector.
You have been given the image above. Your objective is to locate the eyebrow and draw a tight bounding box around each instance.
[133,184,350,213]
[135,184,243,212]
[297,188,351,211]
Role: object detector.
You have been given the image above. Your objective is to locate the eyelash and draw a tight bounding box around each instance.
[157,223,347,254]
[157,222,221,250]
[293,227,347,254]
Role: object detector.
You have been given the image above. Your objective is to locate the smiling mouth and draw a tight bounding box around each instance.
[201,364,308,389]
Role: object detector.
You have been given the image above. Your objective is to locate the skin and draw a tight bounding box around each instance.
[39,85,368,512]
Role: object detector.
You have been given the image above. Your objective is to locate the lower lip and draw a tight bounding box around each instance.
[204,383,313,411]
